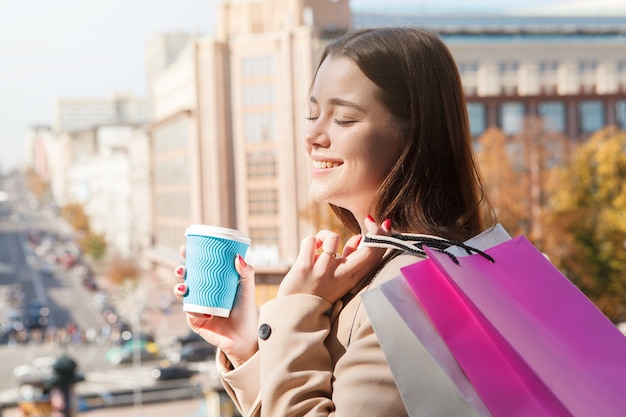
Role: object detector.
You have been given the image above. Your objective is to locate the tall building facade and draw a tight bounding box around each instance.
[147,0,352,297]
[354,13,626,139]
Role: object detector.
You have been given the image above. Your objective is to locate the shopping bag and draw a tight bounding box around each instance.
[362,282,490,417]
[361,224,511,416]
[402,236,626,417]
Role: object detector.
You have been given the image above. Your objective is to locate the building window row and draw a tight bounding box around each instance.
[153,156,189,185]
[458,60,626,76]
[155,192,191,219]
[249,226,280,246]
[468,99,626,137]
[248,188,278,216]
[242,55,274,78]
[247,150,277,178]
[152,118,189,153]
[244,112,276,142]
[243,84,275,106]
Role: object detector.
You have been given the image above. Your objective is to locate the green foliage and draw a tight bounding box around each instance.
[81,232,107,261]
[547,127,626,322]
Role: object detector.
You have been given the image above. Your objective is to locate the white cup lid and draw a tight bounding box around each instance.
[185,224,251,245]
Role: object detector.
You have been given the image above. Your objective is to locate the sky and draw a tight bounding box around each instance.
[0,0,619,173]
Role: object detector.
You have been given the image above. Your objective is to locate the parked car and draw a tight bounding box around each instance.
[167,340,216,364]
[150,365,198,381]
[106,340,159,365]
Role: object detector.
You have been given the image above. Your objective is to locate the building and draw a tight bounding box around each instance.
[354,13,626,139]
[147,0,352,299]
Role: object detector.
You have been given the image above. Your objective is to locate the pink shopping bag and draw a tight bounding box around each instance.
[402,236,626,417]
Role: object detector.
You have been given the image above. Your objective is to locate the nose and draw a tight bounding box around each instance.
[304,119,330,149]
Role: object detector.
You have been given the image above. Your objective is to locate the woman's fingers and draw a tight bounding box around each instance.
[316,230,341,255]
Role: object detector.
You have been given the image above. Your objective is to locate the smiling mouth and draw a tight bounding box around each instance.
[312,160,342,169]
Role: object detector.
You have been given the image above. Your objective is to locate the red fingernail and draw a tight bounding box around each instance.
[175,266,184,275]
[367,215,375,223]
[177,284,186,292]
[203,314,212,318]
[383,218,391,230]
[238,254,247,268]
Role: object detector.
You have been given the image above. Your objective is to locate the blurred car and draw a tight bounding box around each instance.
[171,341,216,363]
[150,365,198,381]
[25,300,50,330]
[177,331,204,346]
[106,340,159,365]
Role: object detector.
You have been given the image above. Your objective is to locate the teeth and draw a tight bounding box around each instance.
[313,161,341,169]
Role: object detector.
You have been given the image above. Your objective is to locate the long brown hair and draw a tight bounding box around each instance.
[315,27,491,242]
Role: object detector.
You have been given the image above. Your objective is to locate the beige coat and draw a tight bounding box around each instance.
[217,251,421,417]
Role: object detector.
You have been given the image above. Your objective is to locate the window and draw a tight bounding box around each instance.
[539,61,558,73]
[242,56,274,78]
[248,189,278,216]
[578,61,598,73]
[499,102,525,135]
[458,61,478,74]
[244,113,276,142]
[616,100,626,130]
[243,84,275,106]
[249,226,279,246]
[467,103,486,137]
[499,61,519,74]
[538,101,565,132]
[578,101,604,133]
[247,151,277,178]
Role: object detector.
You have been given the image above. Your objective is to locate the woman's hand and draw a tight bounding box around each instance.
[277,216,392,303]
[173,247,259,368]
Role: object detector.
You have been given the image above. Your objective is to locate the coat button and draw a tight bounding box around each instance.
[258,323,271,340]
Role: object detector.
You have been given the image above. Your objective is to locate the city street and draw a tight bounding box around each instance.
[0,175,222,415]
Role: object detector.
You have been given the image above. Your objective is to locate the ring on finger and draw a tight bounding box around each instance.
[322,251,341,259]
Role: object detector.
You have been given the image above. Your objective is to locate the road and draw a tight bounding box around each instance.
[0,174,228,415]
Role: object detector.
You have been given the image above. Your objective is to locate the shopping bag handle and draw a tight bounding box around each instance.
[363,233,495,265]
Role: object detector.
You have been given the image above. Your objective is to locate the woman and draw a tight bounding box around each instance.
[174,27,489,416]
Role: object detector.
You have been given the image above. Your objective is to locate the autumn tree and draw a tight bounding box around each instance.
[476,117,569,249]
[545,126,626,322]
[60,203,90,235]
[60,202,107,260]
[24,169,50,203]
[476,126,528,236]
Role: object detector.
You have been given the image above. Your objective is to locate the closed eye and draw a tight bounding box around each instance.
[334,119,357,126]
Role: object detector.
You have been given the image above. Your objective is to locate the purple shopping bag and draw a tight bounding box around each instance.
[402,236,626,417]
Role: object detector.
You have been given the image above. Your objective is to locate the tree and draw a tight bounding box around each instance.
[60,203,90,235]
[476,127,528,236]
[105,256,139,286]
[545,126,626,322]
[476,118,570,249]
[81,232,107,261]
[24,169,49,203]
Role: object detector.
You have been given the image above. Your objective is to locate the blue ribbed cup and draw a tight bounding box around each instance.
[183,225,251,317]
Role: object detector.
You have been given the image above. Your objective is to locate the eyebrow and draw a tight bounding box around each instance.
[309,96,367,114]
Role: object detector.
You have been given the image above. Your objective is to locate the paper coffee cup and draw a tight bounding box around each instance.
[184,224,251,317]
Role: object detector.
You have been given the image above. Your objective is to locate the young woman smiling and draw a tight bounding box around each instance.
[174,27,490,416]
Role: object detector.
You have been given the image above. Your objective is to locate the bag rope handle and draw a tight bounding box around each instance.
[362,233,495,265]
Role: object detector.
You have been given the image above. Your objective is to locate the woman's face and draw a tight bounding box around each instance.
[304,56,402,221]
